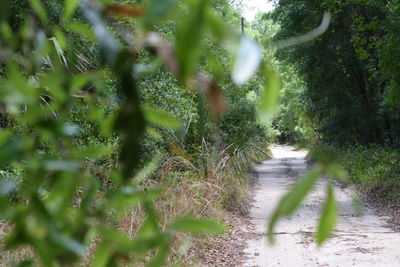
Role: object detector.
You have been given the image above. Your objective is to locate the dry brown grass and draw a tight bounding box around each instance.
[0,145,268,266]
[115,145,266,266]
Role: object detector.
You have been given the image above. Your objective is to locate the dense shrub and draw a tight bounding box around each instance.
[314,146,400,205]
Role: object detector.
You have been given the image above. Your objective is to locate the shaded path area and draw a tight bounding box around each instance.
[243,145,400,267]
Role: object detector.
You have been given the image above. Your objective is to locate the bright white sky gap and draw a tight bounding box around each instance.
[242,0,275,21]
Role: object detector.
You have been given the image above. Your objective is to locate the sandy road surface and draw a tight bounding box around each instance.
[243,145,400,267]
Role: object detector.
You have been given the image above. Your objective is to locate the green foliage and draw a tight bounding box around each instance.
[258,64,281,122]
[0,0,281,265]
[220,76,277,148]
[220,100,275,147]
[175,0,208,83]
[267,162,347,245]
[272,64,312,144]
[268,165,322,244]
[316,184,337,245]
[171,218,225,234]
[249,0,400,249]
[316,146,400,205]
[142,106,182,130]
[269,0,400,146]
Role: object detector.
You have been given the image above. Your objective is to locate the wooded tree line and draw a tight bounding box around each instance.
[262,0,400,233]
[268,0,400,146]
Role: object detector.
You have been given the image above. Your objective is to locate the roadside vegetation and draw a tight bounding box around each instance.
[0,0,277,265]
[311,146,400,206]
[263,0,400,209]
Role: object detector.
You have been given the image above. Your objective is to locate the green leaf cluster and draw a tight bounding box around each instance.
[0,0,281,265]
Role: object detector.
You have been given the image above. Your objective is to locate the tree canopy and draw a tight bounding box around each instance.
[270,0,400,146]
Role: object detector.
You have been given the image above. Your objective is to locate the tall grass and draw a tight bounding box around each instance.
[0,137,270,266]
[117,140,270,265]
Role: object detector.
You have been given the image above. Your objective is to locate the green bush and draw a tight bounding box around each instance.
[315,146,400,205]
[0,0,281,265]
[269,0,400,147]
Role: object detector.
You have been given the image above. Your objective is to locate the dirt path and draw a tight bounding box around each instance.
[243,145,400,267]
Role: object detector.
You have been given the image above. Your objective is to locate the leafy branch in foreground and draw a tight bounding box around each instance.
[267,164,347,245]
[0,0,280,265]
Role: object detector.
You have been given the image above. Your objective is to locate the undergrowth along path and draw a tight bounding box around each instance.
[243,145,400,267]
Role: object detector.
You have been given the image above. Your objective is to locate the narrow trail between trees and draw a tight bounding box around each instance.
[242,145,400,267]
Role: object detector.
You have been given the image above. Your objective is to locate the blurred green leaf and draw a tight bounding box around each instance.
[92,242,112,267]
[142,106,182,130]
[70,74,89,93]
[136,201,161,238]
[71,144,114,159]
[205,10,237,43]
[107,187,162,209]
[46,172,78,213]
[29,0,48,25]
[147,241,170,267]
[328,164,348,181]
[351,188,364,217]
[0,22,13,45]
[171,218,225,234]
[65,22,96,42]
[143,0,176,30]
[316,184,337,245]
[146,126,162,139]
[268,165,322,244]
[42,160,80,172]
[258,65,281,122]
[50,232,86,256]
[64,0,80,22]
[232,36,262,86]
[98,226,155,253]
[0,139,28,164]
[133,153,162,183]
[53,29,67,50]
[81,3,119,64]
[175,0,207,83]
[0,179,17,196]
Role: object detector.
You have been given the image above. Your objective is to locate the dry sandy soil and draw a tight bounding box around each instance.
[242,145,400,267]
